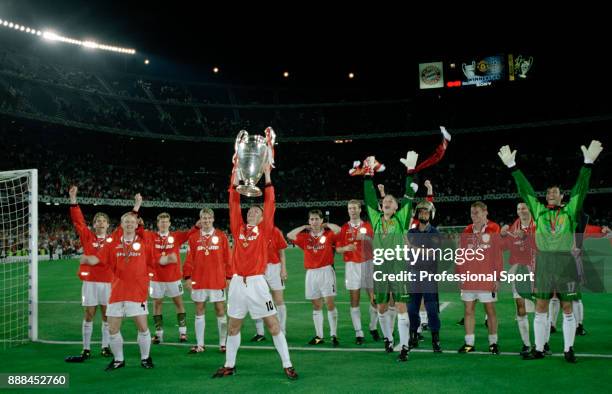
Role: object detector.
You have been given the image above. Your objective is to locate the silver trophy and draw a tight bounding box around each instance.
[234,128,275,197]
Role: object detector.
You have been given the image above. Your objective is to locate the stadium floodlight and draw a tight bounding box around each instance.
[0,17,136,55]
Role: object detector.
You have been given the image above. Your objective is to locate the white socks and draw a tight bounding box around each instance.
[328,308,338,337]
[517,315,531,347]
[255,319,265,336]
[272,332,292,368]
[313,310,324,338]
[350,307,363,337]
[224,333,241,368]
[534,312,547,352]
[277,305,287,335]
[572,300,583,324]
[488,334,498,345]
[368,305,378,331]
[82,321,93,350]
[398,313,410,347]
[101,321,110,348]
[137,329,151,359]
[217,315,228,346]
[195,315,205,347]
[378,311,392,342]
[563,313,576,352]
[465,334,475,346]
[549,297,560,328]
[109,332,124,362]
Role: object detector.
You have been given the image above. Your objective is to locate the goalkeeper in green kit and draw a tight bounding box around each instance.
[498,140,604,363]
[351,152,419,362]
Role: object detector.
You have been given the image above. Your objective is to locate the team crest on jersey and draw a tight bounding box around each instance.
[133,242,141,251]
[482,234,490,243]
[319,235,327,244]
[106,237,113,243]
[212,236,219,244]
[168,236,175,244]
[359,227,367,234]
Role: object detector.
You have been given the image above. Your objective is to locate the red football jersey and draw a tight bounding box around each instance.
[336,221,373,263]
[457,220,502,291]
[294,229,336,269]
[96,234,155,303]
[144,227,198,282]
[70,205,113,282]
[184,229,232,290]
[267,227,288,264]
[502,218,536,267]
[229,184,275,276]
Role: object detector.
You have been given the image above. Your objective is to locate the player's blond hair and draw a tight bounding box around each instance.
[157,212,171,222]
[347,199,361,207]
[471,201,487,211]
[93,212,109,223]
[200,208,214,217]
[120,212,138,223]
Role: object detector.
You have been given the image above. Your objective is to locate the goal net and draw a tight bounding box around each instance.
[0,169,38,349]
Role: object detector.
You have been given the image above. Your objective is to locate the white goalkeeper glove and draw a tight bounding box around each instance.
[497,145,517,168]
[400,151,418,171]
[581,140,603,164]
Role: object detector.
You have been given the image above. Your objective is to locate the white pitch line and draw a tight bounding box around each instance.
[39,301,454,307]
[32,339,612,359]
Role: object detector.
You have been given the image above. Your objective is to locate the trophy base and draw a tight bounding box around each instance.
[236,185,263,197]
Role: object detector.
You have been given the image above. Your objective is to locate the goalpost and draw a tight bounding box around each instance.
[0,169,38,349]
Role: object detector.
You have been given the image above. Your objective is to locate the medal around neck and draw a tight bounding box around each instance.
[234,128,276,197]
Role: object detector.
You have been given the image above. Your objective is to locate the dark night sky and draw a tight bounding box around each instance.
[0,1,603,90]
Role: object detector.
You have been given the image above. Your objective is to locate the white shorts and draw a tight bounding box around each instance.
[149,280,184,299]
[305,265,337,300]
[345,261,374,290]
[264,263,284,291]
[461,291,497,303]
[191,289,226,303]
[227,275,276,320]
[106,301,149,317]
[81,281,111,307]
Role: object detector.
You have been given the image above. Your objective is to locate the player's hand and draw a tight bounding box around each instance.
[400,151,418,171]
[280,267,288,281]
[133,193,143,210]
[167,253,178,264]
[602,226,611,234]
[377,184,385,195]
[497,145,517,168]
[500,224,510,236]
[137,217,144,227]
[69,185,78,203]
[581,140,603,164]
[345,243,357,252]
[196,218,204,229]
[184,279,192,291]
[424,180,433,194]
[440,125,452,141]
[263,163,272,175]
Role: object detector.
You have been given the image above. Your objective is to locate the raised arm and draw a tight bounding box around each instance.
[287,225,310,242]
[324,222,341,234]
[566,141,602,221]
[498,145,545,219]
[68,186,90,236]
[229,170,244,236]
[262,164,275,234]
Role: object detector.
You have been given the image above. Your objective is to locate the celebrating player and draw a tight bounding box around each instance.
[288,210,341,346]
[498,140,603,362]
[183,208,232,353]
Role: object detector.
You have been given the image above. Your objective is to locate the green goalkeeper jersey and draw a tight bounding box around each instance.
[512,166,591,252]
[363,176,415,250]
